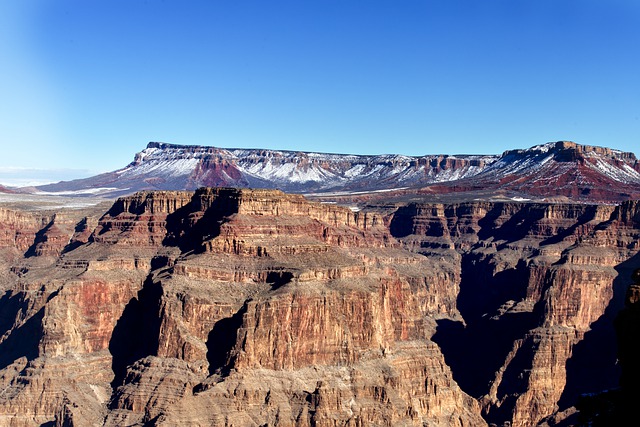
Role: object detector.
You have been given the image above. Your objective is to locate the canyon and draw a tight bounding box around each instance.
[0,185,638,426]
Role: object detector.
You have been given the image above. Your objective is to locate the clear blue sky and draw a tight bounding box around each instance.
[1,0,639,185]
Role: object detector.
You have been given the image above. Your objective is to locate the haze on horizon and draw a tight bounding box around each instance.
[1,0,639,186]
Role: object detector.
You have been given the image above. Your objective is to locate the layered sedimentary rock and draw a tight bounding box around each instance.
[0,208,51,254]
[394,200,640,426]
[0,189,483,426]
[0,188,638,426]
[34,141,640,203]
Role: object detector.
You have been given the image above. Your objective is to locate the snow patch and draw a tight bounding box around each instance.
[35,187,123,196]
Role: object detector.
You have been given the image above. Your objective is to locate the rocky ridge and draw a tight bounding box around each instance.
[427,141,640,202]
[34,141,640,202]
[0,188,638,426]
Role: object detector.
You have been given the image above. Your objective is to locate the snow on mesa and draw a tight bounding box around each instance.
[587,158,640,184]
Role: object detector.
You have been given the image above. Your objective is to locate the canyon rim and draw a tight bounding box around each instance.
[0,141,639,426]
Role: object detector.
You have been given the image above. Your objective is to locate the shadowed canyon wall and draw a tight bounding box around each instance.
[0,189,638,426]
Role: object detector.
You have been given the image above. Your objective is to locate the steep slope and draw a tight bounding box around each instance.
[0,189,485,426]
[393,200,640,426]
[0,189,638,426]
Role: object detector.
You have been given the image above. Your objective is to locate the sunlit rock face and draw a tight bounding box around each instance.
[0,188,638,426]
[34,140,640,202]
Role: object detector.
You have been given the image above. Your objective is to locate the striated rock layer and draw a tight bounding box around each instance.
[0,188,638,426]
[394,199,640,426]
[35,140,640,203]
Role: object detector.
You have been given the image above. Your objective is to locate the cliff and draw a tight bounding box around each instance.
[420,141,640,203]
[393,199,640,426]
[0,189,638,426]
[34,141,640,203]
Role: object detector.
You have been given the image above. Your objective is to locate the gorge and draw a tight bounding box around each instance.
[0,186,638,426]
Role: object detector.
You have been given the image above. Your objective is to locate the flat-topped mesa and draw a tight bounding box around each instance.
[146,141,219,152]
[35,139,640,202]
[503,140,638,163]
[555,140,638,161]
[144,141,491,170]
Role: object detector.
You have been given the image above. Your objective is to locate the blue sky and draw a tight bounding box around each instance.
[1,1,639,185]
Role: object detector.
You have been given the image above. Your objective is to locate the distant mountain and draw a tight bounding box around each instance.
[34,141,640,202]
[34,142,495,197]
[423,141,640,202]
[0,184,16,194]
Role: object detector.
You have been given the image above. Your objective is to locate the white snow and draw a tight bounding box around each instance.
[307,187,409,197]
[344,164,366,178]
[241,160,338,183]
[0,193,105,210]
[587,158,640,184]
[35,187,122,196]
[97,142,640,197]
[119,158,200,177]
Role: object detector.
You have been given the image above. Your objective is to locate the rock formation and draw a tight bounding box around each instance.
[34,141,640,202]
[0,188,638,426]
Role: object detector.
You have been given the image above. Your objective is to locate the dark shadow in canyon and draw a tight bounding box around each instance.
[163,193,239,253]
[540,205,600,246]
[476,203,548,243]
[558,253,640,410]
[456,254,530,321]
[388,204,420,238]
[485,335,537,424]
[206,303,247,376]
[433,310,538,399]
[24,220,54,258]
[0,291,29,344]
[61,218,91,254]
[109,276,163,390]
[267,271,294,290]
[0,304,44,371]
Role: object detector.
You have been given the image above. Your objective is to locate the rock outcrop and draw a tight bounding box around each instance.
[0,188,638,426]
[34,141,640,202]
[427,141,640,203]
[395,200,640,426]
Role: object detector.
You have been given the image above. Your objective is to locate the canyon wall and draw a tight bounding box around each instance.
[0,188,638,426]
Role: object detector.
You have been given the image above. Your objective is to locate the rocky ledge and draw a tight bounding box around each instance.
[0,188,638,426]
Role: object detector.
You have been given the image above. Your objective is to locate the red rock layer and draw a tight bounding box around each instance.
[0,190,638,426]
[395,200,640,426]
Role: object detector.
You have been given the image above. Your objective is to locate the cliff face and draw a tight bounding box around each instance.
[34,141,640,203]
[450,141,640,202]
[393,200,640,426]
[0,189,638,426]
[36,142,495,198]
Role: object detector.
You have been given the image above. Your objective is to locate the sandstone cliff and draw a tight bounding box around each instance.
[393,200,640,426]
[0,189,638,426]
